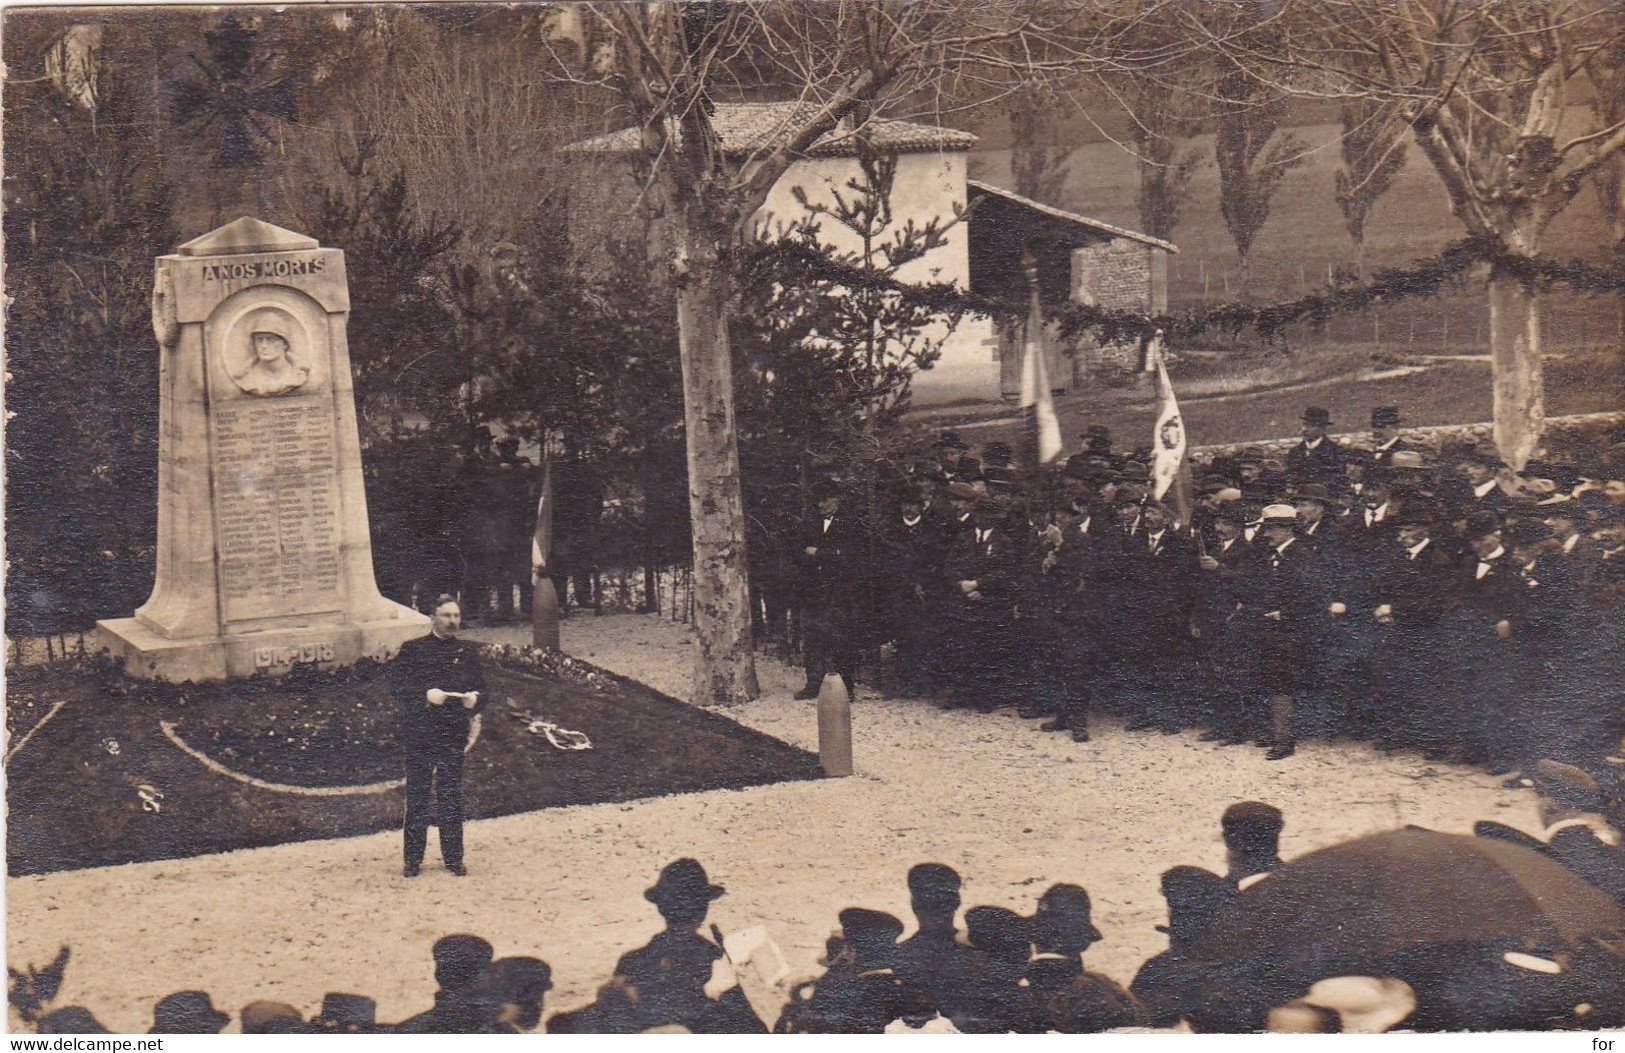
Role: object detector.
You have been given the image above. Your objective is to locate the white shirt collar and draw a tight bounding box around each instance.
[1237,872,1270,891]
[1474,478,1498,498]
[902,515,921,527]
[1407,536,1431,559]
[1366,503,1388,524]
[1274,536,1296,556]
[1304,437,1323,450]
[1482,545,1506,562]
[1563,533,1580,554]
[1077,516,1091,534]
[1376,436,1399,451]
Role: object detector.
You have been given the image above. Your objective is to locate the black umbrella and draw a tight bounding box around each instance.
[1201,827,1625,971]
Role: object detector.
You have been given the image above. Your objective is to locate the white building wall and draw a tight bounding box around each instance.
[753,151,997,406]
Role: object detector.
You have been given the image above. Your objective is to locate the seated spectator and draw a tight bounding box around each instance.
[311,993,378,1034]
[611,858,764,1033]
[1027,884,1142,1033]
[240,1001,305,1035]
[1530,760,1625,905]
[36,1007,110,1035]
[545,977,641,1034]
[1131,866,1233,1029]
[954,906,1044,1034]
[396,934,500,1033]
[892,863,975,1021]
[485,957,552,1033]
[777,908,907,1033]
[1221,802,1284,891]
[882,987,960,1034]
[150,991,229,1034]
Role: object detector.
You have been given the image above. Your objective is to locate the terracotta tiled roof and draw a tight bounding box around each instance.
[565,101,977,158]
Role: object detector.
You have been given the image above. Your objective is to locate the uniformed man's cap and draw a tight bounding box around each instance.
[838,907,905,942]
[1261,503,1298,523]
[316,993,376,1028]
[1526,759,1604,812]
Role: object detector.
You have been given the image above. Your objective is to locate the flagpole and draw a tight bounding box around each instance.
[532,443,561,651]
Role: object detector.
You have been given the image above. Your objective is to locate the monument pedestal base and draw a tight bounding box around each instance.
[95,611,430,683]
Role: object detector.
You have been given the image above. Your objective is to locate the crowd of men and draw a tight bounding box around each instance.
[28,759,1625,1034]
[792,405,1625,769]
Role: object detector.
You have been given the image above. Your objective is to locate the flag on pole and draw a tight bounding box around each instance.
[531,448,553,581]
[1019,277,1063,468]
[1147,330,1194,528]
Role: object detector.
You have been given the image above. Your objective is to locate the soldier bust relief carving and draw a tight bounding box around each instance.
[232,310,309,397]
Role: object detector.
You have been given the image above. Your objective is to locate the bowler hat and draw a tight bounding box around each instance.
[1034,883,1104,944]
[433,935,495,987]
[645,858,725,908]
[1083,424,1112,441]
[1156,866,1231,934]
[935,431,968,451]
[1302,406,1332,426]
[1371,406,1402,428]
[1261,503,1298,523]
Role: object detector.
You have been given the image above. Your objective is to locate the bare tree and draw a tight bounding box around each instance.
[543,1,1180,705]
[1010,90,1072,204]
[1183,0,1625,466]
[1213,63,1307,299]
[1334,97,1408,276]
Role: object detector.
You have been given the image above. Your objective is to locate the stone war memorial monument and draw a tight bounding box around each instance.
[97,217,429,681]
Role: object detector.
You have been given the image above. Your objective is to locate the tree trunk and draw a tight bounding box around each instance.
[1486,268,1545,470]
[673,238,760,706]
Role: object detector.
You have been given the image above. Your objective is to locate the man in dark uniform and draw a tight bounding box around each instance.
[1368,406,1413,468]
[794,482,861,700]
[940,488,1018,710]
[1238,504,1316,759]
[881,483,943,695]
[392,596,486,877]
[1286,407,1345,484]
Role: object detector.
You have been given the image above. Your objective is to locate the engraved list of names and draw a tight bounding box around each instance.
[212,396,344,623]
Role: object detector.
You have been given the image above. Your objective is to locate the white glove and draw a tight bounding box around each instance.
[1328,602,1347,615]
[426,688,448,706]
[461,691,480,710]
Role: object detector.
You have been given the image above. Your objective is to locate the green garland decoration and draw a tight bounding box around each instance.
[743,232,1625,348]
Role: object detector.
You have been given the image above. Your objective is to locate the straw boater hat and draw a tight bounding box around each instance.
[1300,976,1416,1033]
[1261,503,1298,523]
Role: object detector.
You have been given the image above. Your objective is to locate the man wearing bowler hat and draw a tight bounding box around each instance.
[615,858,765,1033]
[1237,505,1314,759]
[1368,406,1412,467]
[794,480,860,701]
[1287,406,1345,484]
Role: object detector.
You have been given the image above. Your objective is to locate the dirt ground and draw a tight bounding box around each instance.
[5,613,1547,1033]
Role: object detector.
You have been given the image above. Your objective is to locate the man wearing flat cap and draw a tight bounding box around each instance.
[1286,406,1345,484]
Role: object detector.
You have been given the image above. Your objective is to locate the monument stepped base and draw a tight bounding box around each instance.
[94,614,429,683]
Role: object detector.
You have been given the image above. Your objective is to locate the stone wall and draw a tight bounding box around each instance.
[1189,410,1625,462]
[1070,241,1161,376]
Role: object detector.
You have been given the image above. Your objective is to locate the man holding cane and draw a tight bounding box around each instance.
[393,595,486,877]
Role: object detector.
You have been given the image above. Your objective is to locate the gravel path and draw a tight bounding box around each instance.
[6,613,1544,1033]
